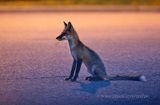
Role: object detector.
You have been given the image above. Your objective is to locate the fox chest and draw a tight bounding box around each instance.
[70,49,82,60]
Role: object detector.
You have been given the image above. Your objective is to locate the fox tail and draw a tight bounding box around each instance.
[105,75,147,82]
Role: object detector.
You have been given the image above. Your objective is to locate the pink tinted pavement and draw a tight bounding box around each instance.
[0,12,160,105]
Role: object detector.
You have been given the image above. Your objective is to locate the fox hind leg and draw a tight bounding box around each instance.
[85,67,105,81]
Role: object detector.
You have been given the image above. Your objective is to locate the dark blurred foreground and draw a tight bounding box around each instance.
[0,0,160,6]
[0,0,160,12]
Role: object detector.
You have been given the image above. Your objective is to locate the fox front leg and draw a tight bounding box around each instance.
[65,60,76,81]
[71,59,82,81]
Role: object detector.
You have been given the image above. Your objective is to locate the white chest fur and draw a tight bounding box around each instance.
[71,49,78,60]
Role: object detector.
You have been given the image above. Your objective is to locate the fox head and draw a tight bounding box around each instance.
[56,21,78,41]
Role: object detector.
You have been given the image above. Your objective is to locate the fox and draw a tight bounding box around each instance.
[56,21,147,82]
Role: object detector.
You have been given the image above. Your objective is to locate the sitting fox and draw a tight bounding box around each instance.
[56,21,146,82]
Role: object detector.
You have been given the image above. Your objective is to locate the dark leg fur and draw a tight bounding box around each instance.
[65,60,76,81]
[71,59,82,81]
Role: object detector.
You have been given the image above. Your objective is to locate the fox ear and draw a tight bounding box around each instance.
[68,22,73,32]
[63,21,67,28]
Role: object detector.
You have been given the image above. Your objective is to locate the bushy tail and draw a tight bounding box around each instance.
[105,75,147,82]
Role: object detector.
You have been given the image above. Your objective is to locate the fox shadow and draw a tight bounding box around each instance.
[73,80,111,94]
[54,75,111,94]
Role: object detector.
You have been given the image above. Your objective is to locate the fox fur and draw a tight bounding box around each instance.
[56,21,147,82]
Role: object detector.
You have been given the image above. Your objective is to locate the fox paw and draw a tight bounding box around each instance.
[85,76,93,81]
[85,76,103,81]
[70,78,76,82]
[65,77,71,81]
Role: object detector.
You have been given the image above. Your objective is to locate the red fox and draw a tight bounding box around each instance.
[56,21,147,82]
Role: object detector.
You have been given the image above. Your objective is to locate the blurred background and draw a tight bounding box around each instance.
[0,0,160,11]
[0,0,160,6]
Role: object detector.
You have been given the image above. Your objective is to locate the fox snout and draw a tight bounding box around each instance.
[56,35,62,41]
[56,34,67,41]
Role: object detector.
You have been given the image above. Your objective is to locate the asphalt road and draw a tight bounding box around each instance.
[0,12,160,105]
